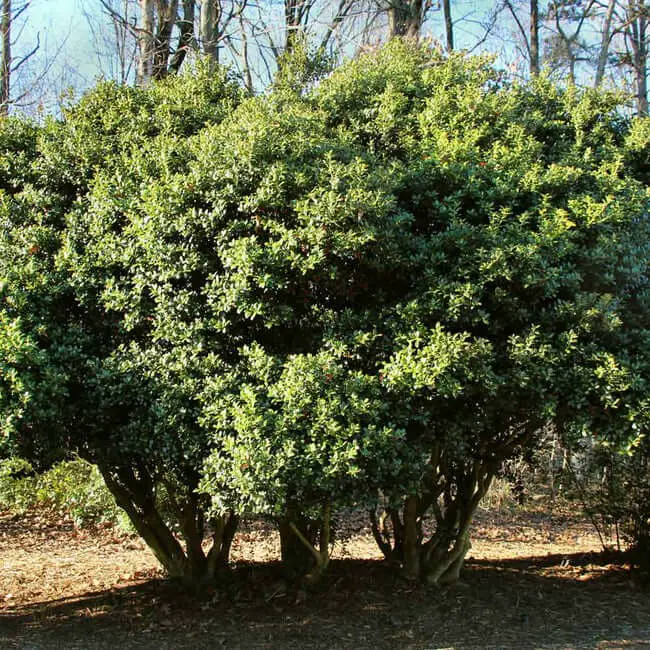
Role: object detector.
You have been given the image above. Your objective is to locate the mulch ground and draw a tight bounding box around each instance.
[0,504,649,649]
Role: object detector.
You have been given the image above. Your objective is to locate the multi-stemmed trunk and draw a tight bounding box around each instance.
[370,457,495,585]
[100,464,238,580]
[278,502,332,583]
[137,0,181,85]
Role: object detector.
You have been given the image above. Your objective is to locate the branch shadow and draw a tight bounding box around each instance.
[1,553,649,649]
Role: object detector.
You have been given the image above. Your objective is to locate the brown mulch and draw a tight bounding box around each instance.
[0,506,649,650]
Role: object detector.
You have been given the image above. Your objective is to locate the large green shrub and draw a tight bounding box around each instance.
[0,67,244,579]
[200,43,650,582]
[0,42,648,586]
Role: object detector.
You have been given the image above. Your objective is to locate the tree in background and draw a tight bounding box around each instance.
[83,0,139,85]
[384,0,433,39]
[497,0,542,75]
[73,0,650,113]
[93,0,246,85]
[617,0,649,114]
[0,0,47,114]
[544,0,594,84]
[1,0,649,115]
[234,0,360,90]
[1,0,12,113]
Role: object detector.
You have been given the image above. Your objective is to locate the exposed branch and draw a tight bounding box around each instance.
[10,27,37,72]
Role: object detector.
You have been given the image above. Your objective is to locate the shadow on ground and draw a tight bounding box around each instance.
[1,553,649,650]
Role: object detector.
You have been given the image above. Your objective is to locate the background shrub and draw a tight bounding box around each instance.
[0,457,129,528]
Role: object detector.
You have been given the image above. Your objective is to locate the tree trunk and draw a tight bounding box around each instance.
[238,11,253,92]
[401,496,421,580]
[118,0,129,84]
[634,2,648,115]
[138,0,155,85]
[199,0,221,65]
[422,520,472,585]
[102,467,189,575]
[206,512,239,577]
[168,0,195,75]
[530,0,540,76]
[369,461,495,585]
[388,0,424,41]
[284,0,307,53]
[443,0,453,51]
[279,517,317,579]
[594,0,617,87]
[626,1,650,115]
[1,0,10,116]
[100,465,237,580]
[152,0,179,80]
[279,504,332,583]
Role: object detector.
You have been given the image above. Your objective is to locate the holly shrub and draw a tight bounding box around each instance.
[0,42,648,584]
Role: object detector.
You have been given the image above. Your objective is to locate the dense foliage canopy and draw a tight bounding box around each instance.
[1,42,649,583]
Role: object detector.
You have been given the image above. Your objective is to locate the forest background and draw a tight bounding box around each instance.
[3,0,650,117]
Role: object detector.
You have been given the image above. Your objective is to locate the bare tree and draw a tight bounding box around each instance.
[152,0,179,80]
[442,0,453,49]
[619,0,649,113]
[594,0,617,85]
[377,0,433,40]
[137,0,155,83]
[198,0,248,68]
[0,0,50,115]
[97,0,185,86]
[283,0,310,51]
[82,0,139,85]
[228,0,360,90]
[500,0,543,75]
[95,1,253,85]
[1,0,11,114]
[199,0,219,58]
[587,0,650,113]
[169,0,195,73]
[545,0,595,83]
[264,0,359,54]
[531,0,540,73]
[365,1,496,51]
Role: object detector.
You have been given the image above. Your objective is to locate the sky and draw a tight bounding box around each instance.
[14,0,105,111]
[12,0,518,114]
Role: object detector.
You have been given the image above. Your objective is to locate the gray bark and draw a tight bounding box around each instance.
[595,0,617,87]
[530,0,539,75]
[443,0,453,50]
[168,0,195,74]
[199,0,221,63]
[387,0,426,40]
[631,0,649,114]
[138,0,155,85]
[152,0,179,79]
[1,0,10,115]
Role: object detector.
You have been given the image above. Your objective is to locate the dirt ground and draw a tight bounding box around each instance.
[1,503,649,650]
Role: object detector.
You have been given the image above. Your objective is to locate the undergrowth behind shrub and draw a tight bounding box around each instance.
[0,457,130,529]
